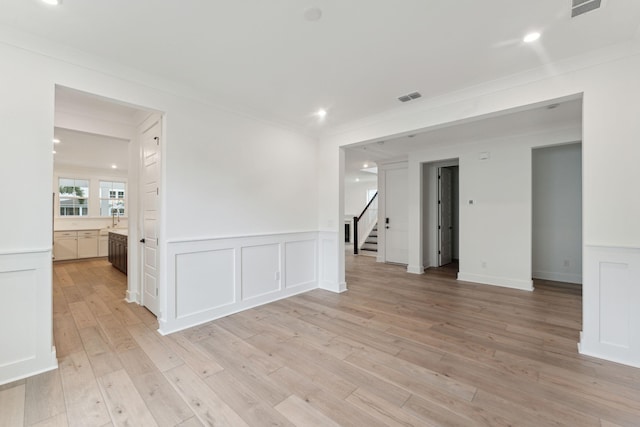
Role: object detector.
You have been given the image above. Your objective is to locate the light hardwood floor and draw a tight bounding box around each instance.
[2,256,640,426]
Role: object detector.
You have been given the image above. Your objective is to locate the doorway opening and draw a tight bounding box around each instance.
[422,159,459,272]
[532,142,582,286]
[53,86,162,316]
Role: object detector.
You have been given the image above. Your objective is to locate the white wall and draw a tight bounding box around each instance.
[532,143,582,284]
[413,129,581,289]
[344,179,377,218]
[0,38,321,384]
[320,43,640,367]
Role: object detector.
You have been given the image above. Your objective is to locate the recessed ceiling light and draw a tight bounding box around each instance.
[363,163,369,168]
[316,109,327,119]
[41,0,61,5]
[304,7,322,22]
[53,138,60,144]
[52,150,56,154]
[355,178,360,182]
[111,164,117,169]
[523,32,541,43]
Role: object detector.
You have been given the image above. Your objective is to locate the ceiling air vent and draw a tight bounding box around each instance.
[398,91,422,103]
[571,0,602,18]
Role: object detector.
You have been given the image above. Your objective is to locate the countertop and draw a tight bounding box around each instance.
[108,229,128,237]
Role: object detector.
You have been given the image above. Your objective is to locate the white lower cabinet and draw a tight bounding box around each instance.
[54,230,100,261]
[99,235,108,257]
[53,231,78,260]
[78,230,99,258]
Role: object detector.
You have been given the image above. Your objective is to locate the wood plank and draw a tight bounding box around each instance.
[204,370,294,426]
[345,387,425,426]
[95,314,138,353]
[24,368,66,426]
[126,323,183,372]
[275,395,341,427]
[163,332,224,379]
[53,314,83,358]
[30,412,69,427]
[97,369,159,427]
[58,352,111,427]
[130,371,194,427]
[0,383,25,427]
[175,417,203,427]
[164,364,249,427]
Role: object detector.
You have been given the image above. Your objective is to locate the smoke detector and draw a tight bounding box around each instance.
[571,0,603,18]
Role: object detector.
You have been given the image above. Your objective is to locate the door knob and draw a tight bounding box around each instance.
[140,238,146,243]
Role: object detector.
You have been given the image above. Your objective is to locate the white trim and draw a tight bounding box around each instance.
[407,265,425,274]
[161,231,321,335]
[579,245,640,368]
[532,270,582,284]
[0,250,58,385]
[457,272,534,291]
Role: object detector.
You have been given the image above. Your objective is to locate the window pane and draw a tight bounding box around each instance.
[100,199,125,217]
[59,178,89,198]
[99,181,126,217]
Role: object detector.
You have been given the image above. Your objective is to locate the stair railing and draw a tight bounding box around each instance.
[353,192,378,255]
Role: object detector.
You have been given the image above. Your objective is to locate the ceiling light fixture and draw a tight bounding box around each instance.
[111,164,117,169]
[316,109,327,119]
[53,138,60,144]
[355,178,360,182]
[304,7,322,22]
[363,163,368,168]
[52,150,56,154]
[523,32,541,43]
[41,0,61,5]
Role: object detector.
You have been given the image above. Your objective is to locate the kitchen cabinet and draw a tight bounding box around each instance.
[53,230,100,261]
[109,232,127,275]
[53,231,78,260]
[99,235,108,257]
[78,230,99,258]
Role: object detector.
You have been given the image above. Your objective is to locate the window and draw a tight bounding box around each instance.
[100,181,126,216]
[59,178,89,216]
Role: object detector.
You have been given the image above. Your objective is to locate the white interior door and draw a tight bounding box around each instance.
[141,119,161,316]
[385,167,408,264]
[438,167,453,266]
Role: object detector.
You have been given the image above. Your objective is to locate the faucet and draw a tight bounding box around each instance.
[112,208,120,228]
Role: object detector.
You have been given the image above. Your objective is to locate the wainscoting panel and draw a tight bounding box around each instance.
[175,249,236,319]
[580,245,640,368]
[162,232,319,335]
[0,250,57,385]
[0,269,37,366]
[285,239,316,289]
[241,243,280,301]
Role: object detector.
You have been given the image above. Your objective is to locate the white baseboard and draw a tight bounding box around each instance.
[125,290,139,303]
[407,264,425,274]
[457,272,534,291]
[533,270,582,284]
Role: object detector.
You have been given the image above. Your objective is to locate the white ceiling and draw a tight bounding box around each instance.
[53,127,130,172]
[344,98,582,182]
[1,1,639,131]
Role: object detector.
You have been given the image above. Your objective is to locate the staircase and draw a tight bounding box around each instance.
[359,224,378,256]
